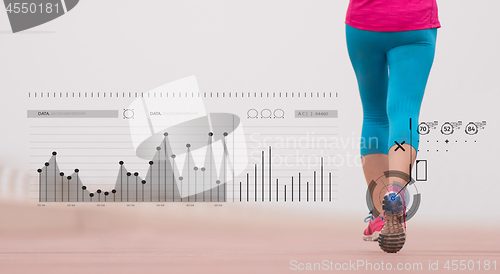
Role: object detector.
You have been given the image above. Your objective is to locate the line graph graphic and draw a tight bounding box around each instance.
[37,130,229,202]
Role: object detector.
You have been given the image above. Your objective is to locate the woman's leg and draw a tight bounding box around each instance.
[361,154,388,216]
[346,25,390,216]
[377,29,437,253]
[386,29,437,191]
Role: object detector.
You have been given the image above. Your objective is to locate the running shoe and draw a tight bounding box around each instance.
[363,211,384,241]
[378,191,406,253]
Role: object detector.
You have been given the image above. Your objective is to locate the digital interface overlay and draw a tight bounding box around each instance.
[28,76,342,204]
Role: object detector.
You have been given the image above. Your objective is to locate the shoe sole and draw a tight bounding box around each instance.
[378,212,405,253]
[363,231,380,241]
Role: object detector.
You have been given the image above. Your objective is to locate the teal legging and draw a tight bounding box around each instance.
[346,24,437,156]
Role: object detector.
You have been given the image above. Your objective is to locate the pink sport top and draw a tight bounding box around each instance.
[346,0,441,32]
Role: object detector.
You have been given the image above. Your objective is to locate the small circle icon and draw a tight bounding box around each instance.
[274,109,285,118]
[123,109,134,119]
[247,109,258,118]
[440,122,454,135]
[465,122,479,135]
[417,122,430,135]
[261,109,272,118]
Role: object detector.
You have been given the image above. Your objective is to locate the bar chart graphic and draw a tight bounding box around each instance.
[238,151,335,203]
